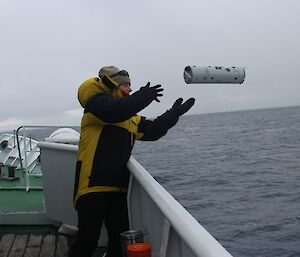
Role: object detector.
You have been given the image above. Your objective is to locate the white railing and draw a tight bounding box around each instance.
[12,126,55,191]
[127,157,233,257]
[38,140,233,257]
[0,127,41,191]
[14,125,78,191]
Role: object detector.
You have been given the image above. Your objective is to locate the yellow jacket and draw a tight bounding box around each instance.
[74,76,179,207]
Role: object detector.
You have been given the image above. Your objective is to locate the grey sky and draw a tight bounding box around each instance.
[1,0,299,131]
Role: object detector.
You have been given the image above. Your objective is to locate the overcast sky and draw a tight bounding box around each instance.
[1,0,299,131]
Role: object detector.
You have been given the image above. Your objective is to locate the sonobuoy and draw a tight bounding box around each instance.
[184,66,245,84]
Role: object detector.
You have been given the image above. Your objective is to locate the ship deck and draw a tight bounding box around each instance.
[0,227,106,257]
[0,167,44,213]
[0,167,106,257]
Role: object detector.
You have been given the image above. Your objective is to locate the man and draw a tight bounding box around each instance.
[70,66,195,257]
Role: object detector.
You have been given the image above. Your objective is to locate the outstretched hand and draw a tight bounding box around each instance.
[171,98,195,116]
[140,82,164,102]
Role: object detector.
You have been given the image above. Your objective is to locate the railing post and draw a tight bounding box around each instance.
[22,126,30,191]
[160,219,170,257]
[13,130,16,147]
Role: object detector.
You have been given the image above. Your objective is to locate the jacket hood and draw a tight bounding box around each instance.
[78,76,122,108]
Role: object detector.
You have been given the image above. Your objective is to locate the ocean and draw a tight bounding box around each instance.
[132,106,300,257]
[7,106,300,257]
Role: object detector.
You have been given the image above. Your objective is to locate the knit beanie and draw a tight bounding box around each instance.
[98,66,131,85]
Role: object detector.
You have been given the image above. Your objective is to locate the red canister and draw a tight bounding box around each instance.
[127,243,151,257]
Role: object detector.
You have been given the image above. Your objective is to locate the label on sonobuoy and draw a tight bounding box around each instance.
[184,66,245,84]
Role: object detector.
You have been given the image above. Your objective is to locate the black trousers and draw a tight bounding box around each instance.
[69,192,129,257]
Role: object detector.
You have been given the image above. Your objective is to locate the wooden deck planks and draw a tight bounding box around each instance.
[24,246,40,257]
[39,234,56,257]
[8,234,28,257]
[27,234,43,247]
[24,234,43,257]
[0,234,15,257]
[0,233,73,257]
[56,235,70,257]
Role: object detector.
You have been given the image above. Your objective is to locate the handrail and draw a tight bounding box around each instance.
[38,141,78,152]
[15,125,78,191]
[16,126,24,172]
[36,140,233,256]
[16,125,60,172]
[127,157,233,257]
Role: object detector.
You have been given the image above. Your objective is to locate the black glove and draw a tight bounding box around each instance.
[171,98,195,116]
[139,82,164,102]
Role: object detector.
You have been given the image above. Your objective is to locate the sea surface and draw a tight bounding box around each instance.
[132,106,300,257]
[8,106,300,257]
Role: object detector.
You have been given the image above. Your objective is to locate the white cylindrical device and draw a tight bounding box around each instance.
[184,66,245,84]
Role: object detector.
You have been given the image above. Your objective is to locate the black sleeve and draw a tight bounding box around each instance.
[85,90,155,123]
[138,110,179,141]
